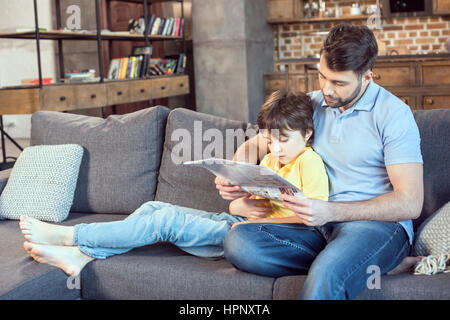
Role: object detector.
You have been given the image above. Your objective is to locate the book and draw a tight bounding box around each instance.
[184,158,305,201]
[107,59,121,79]
[119,57,128,79]
[158,18,166,35]
[151,17,161,35]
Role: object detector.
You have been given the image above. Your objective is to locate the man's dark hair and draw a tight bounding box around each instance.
[257,90,314,145]
[320,23,378,78]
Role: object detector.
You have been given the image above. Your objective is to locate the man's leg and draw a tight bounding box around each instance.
[300,221,410,300]
[224,223,327,277]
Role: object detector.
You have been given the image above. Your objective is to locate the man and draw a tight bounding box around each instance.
[215,23,424,300]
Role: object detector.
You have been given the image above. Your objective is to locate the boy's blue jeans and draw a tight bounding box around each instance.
[224,221,410,300]
[73,201,245,259]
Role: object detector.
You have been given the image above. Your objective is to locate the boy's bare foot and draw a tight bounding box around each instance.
[23,241,94,277]
[387,256,423,275]
[19,216,75,246]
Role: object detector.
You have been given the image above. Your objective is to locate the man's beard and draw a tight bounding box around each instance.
[323,80,362,109]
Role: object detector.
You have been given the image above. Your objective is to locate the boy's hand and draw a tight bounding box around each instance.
[215,177,250,200]
[229,195,272,219]
[280,193,333,227]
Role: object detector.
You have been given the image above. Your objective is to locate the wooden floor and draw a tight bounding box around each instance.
[0,137,30,170]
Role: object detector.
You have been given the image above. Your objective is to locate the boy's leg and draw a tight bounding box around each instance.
[75,201,243,259]
[299,221,410,300]
[224,223,327,277]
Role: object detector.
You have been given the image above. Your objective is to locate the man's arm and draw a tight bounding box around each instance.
[281,163,424,226]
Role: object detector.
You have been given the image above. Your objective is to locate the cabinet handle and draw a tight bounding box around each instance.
[60,96,66,101]
[179,83,184,87]
[140,89,145,93]
[91,94,96,99]
[161,86,166,90]
[425,98,434,105]
[401,98,408,104]
[117,91,123,96]
[373,73,381,80]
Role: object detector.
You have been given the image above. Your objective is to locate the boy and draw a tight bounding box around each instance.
[20,90,328,277]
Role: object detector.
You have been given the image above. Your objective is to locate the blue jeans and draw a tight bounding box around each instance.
[73,201,245,259]
[224,221,410,300]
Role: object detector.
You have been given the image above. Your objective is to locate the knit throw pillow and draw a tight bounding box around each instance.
[0,144,83,222]
[413,200,450,256]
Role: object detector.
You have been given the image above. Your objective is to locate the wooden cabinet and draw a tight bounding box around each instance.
[266,0,303,22]
[433,0,450,14]
[0,76,189,114]
[372,65,415,86]
[423,95,450,109]
[264,56,450,110]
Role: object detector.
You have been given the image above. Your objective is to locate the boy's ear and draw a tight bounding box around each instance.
[305,129,313,142]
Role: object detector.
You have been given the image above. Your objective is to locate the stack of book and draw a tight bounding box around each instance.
[144,14,184,37]
[107,53,187,80]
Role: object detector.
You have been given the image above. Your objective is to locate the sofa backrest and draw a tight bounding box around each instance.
[412,109,450,230]
[155,108,257,213]
[30,106,170,214]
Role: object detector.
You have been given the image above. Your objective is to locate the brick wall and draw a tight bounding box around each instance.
[274,0,450,64]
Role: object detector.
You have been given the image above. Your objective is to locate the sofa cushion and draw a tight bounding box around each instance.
[271,273,450,300]
[155,108,257,213]
[413,200,450,256]
[80,242,274,300]
[0,212,126,300]
[30,107,170,214]
[0,144,83,222]
[413,109,450,230]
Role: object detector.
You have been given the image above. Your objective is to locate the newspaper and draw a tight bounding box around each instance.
[183,158,304,201]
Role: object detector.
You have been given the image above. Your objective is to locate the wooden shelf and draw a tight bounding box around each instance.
[0,31,183,41]
[0,75,189,115]
[267,14,371,24]
[105,0,182,3]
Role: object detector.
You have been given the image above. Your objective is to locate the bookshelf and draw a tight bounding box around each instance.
[0,0,190,169]
[0,0,190,115]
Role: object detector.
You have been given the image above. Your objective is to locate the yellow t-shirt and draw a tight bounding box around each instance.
[255,146,329,219]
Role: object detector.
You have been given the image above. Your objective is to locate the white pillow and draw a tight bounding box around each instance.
[0,144,83,222]
[413,200,450,257]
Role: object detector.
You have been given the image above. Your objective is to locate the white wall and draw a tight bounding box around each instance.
[0,0,56,138]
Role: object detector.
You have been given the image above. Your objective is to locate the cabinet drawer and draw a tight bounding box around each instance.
[422,65,450,85]
[106,82,130,105]
[40,86,75,111]
[372,67,414,86]
[73,83,106,109]
[151,77,172,99]
[423,95,450,109]
[170,76,189,97]
[128,80,151,102]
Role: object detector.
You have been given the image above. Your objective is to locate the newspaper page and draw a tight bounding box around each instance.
[183,158,305,201]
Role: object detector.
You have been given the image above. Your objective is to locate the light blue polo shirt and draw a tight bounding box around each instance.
[309,80,423,244]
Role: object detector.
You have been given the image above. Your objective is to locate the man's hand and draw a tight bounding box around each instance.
[215,177,250,200]
[281,193,333,227]
[229,194,272,219]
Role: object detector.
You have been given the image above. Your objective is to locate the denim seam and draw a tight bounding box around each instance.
[333,223,403,299]
[258,225,317,259]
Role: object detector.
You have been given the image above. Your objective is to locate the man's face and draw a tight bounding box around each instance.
[318,54,370,110]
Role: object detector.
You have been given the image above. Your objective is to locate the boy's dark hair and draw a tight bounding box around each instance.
[320,23,378,78]
[257,90,314,145]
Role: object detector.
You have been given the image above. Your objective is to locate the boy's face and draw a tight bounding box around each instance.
[262,128,312,165]
[318,54,372,111]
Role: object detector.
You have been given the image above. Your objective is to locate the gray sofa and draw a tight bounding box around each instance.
[0,106,449,300]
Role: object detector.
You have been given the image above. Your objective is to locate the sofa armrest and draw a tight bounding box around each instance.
[0,168,11,195]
